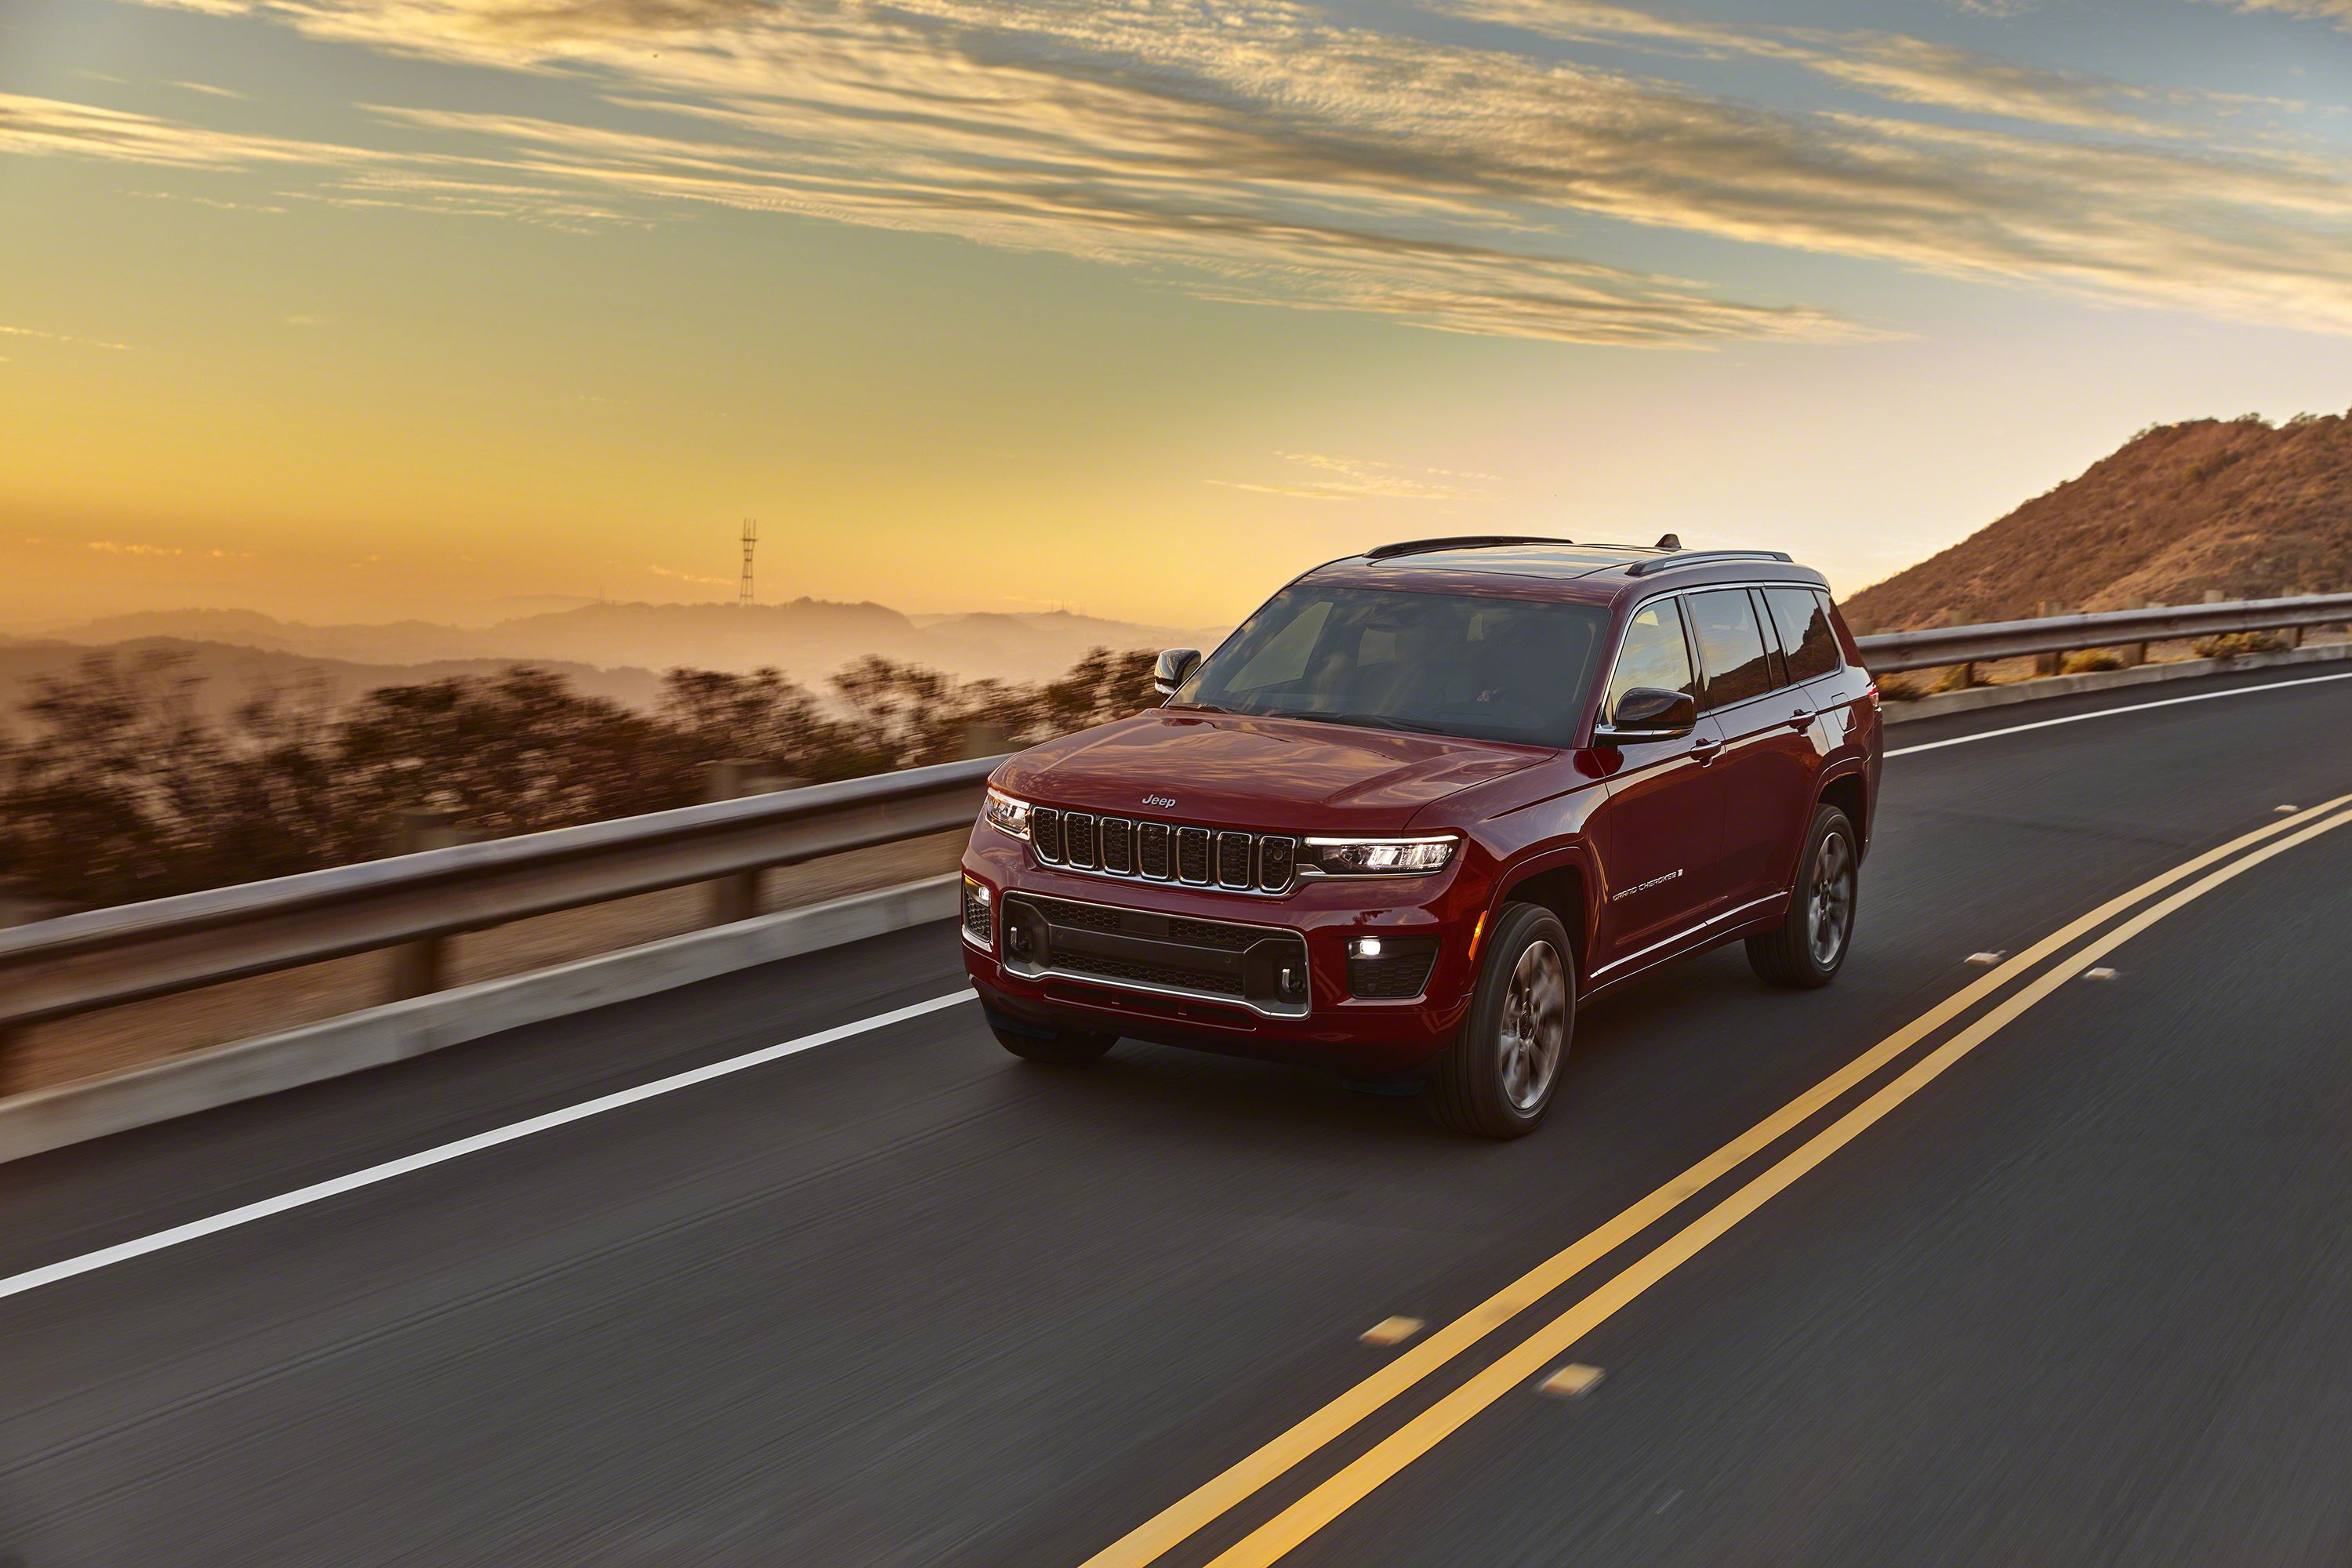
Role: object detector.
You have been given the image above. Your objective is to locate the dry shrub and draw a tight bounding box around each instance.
[2193,630,2285,659]
[1929,664,1979,694]
[2060,649,2125,674]
[1875,674,1924,702]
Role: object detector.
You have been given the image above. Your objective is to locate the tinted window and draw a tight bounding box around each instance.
[1178,586,1610,746]
[1606,598,1695,721]
[1686,588,1774,710]
[1763,587,1839,683]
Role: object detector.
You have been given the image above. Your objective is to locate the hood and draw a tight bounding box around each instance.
[994,711,1546,832]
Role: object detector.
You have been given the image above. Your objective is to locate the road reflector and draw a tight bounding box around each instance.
[2278,804,2299,814]
[1359,1317,1425,1348]
[1537,1363,1604,1399]
[2083,967,2118,981]
[1966,951,2005,966]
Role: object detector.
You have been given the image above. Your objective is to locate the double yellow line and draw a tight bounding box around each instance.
[1083,791,2352,1568]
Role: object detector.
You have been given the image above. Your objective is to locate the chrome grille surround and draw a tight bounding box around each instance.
[1026,811,1301,895]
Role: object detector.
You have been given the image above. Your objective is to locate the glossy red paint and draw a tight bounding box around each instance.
[960,543,1882,1076]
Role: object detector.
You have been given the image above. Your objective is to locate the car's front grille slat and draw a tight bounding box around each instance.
[1063,811,1098,870]
[1138,822,1171,880]
[1027,810,1299,894]
[1099,817,1134,874]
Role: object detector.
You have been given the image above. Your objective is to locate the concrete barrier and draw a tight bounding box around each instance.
[0,874,959,1165]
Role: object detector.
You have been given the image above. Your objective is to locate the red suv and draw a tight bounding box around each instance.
[959,537,1881,1138]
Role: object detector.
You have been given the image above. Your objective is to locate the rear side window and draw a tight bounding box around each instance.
[1763,586,1841,683]
[1686,588,1775,710]
[1605,598,1695,721]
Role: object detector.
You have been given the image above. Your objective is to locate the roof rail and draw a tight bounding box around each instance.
[1625,548,1794,577]
[1364,535,1573,561]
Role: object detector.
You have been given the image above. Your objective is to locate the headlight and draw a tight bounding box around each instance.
[982,786,1033,840]
[1302,835,1458,876]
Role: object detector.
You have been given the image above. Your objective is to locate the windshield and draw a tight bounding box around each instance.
[1174,585,1609,746]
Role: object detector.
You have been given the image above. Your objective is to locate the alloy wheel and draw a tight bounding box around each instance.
[1807,829,1855,969]
[1498,938,1568,1112]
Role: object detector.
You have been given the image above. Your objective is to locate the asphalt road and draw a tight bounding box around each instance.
[4,665,2350,1567]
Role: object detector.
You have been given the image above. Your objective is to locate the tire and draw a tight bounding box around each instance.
[985,1012,1117,1066]
[1747,804,1859,989]
[1425,902,1574,1139]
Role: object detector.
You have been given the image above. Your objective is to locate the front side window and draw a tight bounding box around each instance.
[1605,598,1695,722]
[1175,585,1610,746]
[1686,588,1775,710]
[1763,586,1840,683]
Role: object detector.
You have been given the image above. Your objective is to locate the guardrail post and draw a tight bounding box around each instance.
[2034,601,2067,676]
[701,760,779,924]
[2118,595,2148,666]
[390,809,463,1000]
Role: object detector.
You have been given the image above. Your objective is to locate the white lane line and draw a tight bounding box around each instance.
[0,989,978,1303]
[1887,669,2352,758]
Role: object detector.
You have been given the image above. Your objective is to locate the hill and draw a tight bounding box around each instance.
[49,600,1225,687]
[1844,414,2352,631]
[0,638,667,731]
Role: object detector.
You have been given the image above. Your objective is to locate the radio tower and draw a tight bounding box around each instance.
[739,518,757,608]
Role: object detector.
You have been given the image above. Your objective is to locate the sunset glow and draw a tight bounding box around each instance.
[5,0,2352,630]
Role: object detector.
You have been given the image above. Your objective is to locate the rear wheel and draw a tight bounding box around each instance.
[1425,902,1573,1139]
[1747,804,1858,989]
[985,1013,1116,1065]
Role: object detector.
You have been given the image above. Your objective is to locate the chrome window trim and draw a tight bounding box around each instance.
[1595,579,1840,737]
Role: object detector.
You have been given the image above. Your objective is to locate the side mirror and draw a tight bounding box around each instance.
[1595,686,1697,744]
[1154,648,1202,698]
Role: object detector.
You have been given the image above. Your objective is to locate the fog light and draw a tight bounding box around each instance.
[1350,936,1382,958]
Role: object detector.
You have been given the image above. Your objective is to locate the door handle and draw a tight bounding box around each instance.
[1787,709,1816,731]
[1690,736,1722,765]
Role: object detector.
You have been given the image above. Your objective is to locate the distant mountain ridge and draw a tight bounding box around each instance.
[49,598,1229,688]
[1846,415,2352,631]
[0,637,669,728]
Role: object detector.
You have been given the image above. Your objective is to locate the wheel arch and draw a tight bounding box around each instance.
[1817,767,1870,861]
[1490,850,1595,977]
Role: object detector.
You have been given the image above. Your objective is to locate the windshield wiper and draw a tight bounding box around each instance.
[1165,700,1234,714]
[1274,710,1436,736]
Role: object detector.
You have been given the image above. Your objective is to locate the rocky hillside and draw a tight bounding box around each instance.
[1845,414,2352,631]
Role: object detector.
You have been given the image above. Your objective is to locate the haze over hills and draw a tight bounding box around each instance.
[1846,415,2352,631]
[0,638,670,728]
[46,601,1229,689]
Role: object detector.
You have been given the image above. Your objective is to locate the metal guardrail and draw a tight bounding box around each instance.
[3,591,2346,1044]
[0,755,1000,1032]
[1853,593,2352,674]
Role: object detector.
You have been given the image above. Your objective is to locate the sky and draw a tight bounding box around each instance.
[2,0,2350,632]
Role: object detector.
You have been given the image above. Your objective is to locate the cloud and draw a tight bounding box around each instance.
[166,80,249,98]
[0,321,131,350]
[1210,451,1493,502]
[646,564,732,587]
[2199,0,2352,22]
[46,0,2352,340]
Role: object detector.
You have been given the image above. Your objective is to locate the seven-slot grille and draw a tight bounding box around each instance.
[1030,808,1298,893]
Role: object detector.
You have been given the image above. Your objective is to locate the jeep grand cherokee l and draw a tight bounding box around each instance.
[959,535,1882,1138]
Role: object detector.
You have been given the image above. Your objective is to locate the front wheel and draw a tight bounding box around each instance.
[1747,804,1858,989]
[1425,902,1574,1139]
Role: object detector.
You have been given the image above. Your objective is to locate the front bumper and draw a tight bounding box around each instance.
[959,825,1480,1074]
